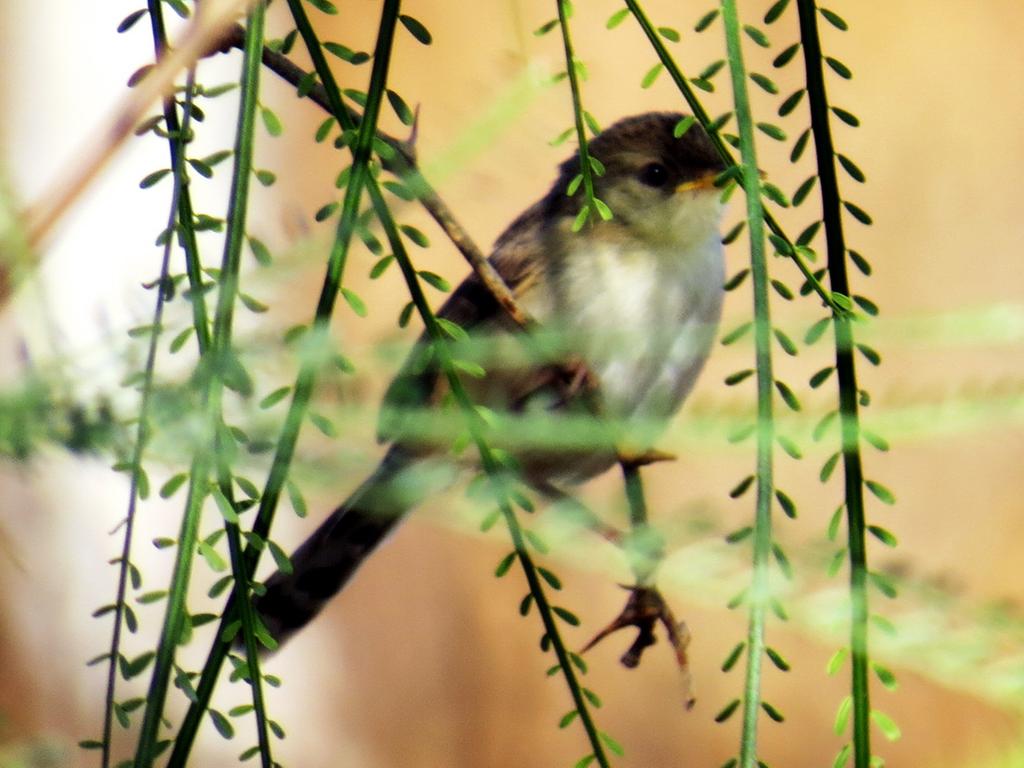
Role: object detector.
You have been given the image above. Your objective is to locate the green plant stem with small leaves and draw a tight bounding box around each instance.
[134,5,269,766]
[796,1,872,764]
[555,0,605,229]
[146,4,212,347]
[205,0,273,761]
[370,178,614,768]
[98,66,197,768]
[622,0,835,312]
[284,1,613,760]
[165,3,403,762]
[719,1,776,765]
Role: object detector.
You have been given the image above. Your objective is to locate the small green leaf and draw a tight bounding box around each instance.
[773,328,798,356]
[872,662,898,690]
[725,369,754,386]
[309,412,338,438]
[386,89,415,125]
[721,642,745,671]
[871,709,901,741]
[715,698,741,722]
[810,366,834,389]
[260,107,282,137]
[340,287,368,317]
[315,201,339,222]
[534,19,558,36]
[865,480,896,505]
[744,25,770,47]
[538,567,562,590]
[831,106,860,127]
[694,9,719,32]
[399,14,432,44]
[723,265,748,288]
[139,169,171,189]
[495,551,516,577]
[836,153,866,183]
[773,42,800,68]
[323,41,370,64]
[606,8,629,28]
[400,224,430,248]
[209,709,235,739]
[118,8,148,33]
[775,380,801,411]
[725,526,753,544]
[826,56,853,79]
[766,646,790,671]
[792,176,817,207]
[159,473,188,499]
[559,710,579,728]
[239,293,268,313]
[757,122,787,141]
[834,695,852,734]
[729,475,754,498]
[869,571,898,599]
[286,479,307,518]
[259,386,291,410]
[791,128,811,162]
[417,270,450,292]
[762,701,785,722]
[843,200,873,225]
[777,434,802,459]
[721,321,752,345]
[775,489,796,518]
[819,7,849,31]
[641,63,664,89]
[668,118,695,143]
[248,236,272,266]
[750,72,778,93]
[553,606,580,626]
[658,25,681,42]
[598,732,624,757]
[826,647,849,676]
[868,525,898,547]
[857,341,881,364]
[764,0,791,24]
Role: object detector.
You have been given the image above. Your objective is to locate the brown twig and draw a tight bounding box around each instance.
[211,24,531,329]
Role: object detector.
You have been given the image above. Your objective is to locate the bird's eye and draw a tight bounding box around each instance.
[638,162,670,188]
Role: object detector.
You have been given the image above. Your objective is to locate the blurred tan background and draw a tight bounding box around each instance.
[1,1,1023,766]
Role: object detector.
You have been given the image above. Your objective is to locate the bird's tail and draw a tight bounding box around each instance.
[254,446,443,647]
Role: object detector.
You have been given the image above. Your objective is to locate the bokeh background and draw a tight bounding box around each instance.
[1,1,1023,766]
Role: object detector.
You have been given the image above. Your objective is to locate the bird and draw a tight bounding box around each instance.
[254,111,727,647]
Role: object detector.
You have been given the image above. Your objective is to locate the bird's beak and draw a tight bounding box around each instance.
[674,170,720,194]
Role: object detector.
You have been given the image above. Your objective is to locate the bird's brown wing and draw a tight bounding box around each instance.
[376,204,546,445]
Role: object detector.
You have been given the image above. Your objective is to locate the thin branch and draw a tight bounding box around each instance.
[211,23,530,328]
[166,3,404,762]
[23,0,254,250]
[719,1,776,765]
[796,1,873,765]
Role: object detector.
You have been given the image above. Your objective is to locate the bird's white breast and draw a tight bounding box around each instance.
[525,196,725,445]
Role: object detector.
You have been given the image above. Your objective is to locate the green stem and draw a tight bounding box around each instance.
[623,0,835,311]
[99,67,196,768]
[796,1,872,764]
[134,5,269,765]
[555,0,599,217]
[146,1,211,352]
[369,182,612,768]
[208,2,273,763]
[166,4,403,762]
[719,1,775,766]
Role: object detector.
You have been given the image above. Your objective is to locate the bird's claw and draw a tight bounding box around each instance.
[581,585,696,710]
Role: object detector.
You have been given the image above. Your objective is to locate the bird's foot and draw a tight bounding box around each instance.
[581,584,696,710]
